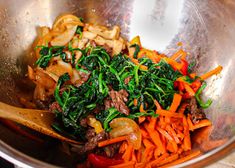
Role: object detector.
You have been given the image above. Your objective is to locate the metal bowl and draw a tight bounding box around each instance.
[0,0,234,167]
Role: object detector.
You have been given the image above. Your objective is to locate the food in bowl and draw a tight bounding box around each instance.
[27,14,223,167]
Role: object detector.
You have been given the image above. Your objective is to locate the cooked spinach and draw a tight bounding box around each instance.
[52,46,183,138]
[36,46,65,68]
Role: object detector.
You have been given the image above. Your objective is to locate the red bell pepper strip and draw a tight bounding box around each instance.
[88,153,123,168]
[180,59,189,75]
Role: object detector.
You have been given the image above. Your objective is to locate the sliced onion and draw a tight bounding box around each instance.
[52,14,84,31]
[46,60,73,77]
[109,117,142,149]
[50,26,77,46]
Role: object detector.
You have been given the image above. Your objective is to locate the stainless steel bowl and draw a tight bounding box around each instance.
[0,0,235,167]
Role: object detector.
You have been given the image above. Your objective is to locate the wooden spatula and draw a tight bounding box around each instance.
[0,102,80,144]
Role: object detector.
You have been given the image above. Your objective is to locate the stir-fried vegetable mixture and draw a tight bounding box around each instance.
[28,14,223,168]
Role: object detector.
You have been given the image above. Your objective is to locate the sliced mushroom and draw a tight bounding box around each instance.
[75,38,89,62]
[127,42,135,57]
[88,25,120,40]
[50,26,77,46]
[94,36,113,48]
[82,31,97,40]
[46,60,73,77]
[112,38,125,56]
[71,69,81,84]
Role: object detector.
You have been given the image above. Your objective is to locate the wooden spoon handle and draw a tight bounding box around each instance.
[0,102,80,144]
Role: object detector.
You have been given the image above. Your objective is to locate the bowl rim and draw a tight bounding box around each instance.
[0,136,235,168]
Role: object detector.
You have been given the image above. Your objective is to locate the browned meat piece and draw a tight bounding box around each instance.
[104,89,129,115]
[124,76,132,85]
[92,105,105,114]
[189,97,206,124]
[80,118,88,127]
[85,128,96,140]
[104,143,120,158]
[49,101,62,113]
[34,99,49,110]
[75,70,90,87]
[84,130,107,152]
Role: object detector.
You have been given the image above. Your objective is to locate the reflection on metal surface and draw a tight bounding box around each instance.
[129,0,184,50]
[0,0,234,167]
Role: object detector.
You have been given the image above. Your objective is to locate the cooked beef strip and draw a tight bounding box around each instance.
[104,143,120,158]
[80,118,88,127]
[124,76,132,85]
[188,97,206,124]
[75,71,90,87]
[84,130,107,152]
[49,101,62,113]
[104,89,130,115]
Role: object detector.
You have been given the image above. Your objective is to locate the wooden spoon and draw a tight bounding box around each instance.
[0,102,80,144]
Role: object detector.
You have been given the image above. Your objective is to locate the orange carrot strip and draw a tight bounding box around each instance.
[164,58,183,70]
[136,148,142,163]
[148,117,157,130]
[156,109,184,118]
[157,127,174,142]
[154,148,162,159]
[183,116,191,151]
[119,141,128,154]
[148,152,170,167]
[166,125,180,144]
[143,139,155,149]
[157,153,179,167]
[184,83,195,96]
[145,124,165,154]
[189,73,196,79]
[158,150,201,168]
[193,119,212,130]
[133,99,138,106]
[131,151,137,162]
[154,99,162,110]
[98,136,127,147]
[176,130,185,140]
[187,116,194,131]
[140,127,149,138]
[170,49,185,60]
[138,116,146,124]
[122,144,133,162]
[200,65,223,80]
[109,161,136,168]
[169,93,182,112]
[140,104,145,113]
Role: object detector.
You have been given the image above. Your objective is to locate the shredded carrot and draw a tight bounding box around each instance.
[187,116,194,131]
[148,152,170,167]
[200,65,223,80]
[133,99,138,106]
[164,58,183,70]
[154,99,162,110]
[184,83,195,96]
[189,73,196,79]
[140,127,149,138]
[169,93,182,112]
[159,150,201,168]
[143,138,155,149]
[166,125,180,144]
[157,127,174,142]
[131,151,137,162]
[148,117,157,130]
[193,119,212,130]
[145,124,165,154]
[119,141,128,153]
[122,144,133,162]
[157,153,179,167]
[98,136,127,147]
[154,148,162,159]
[156,109,184,118]
[136,149,142,163]
[109,161,135,168]
[183,116,191,151]
[171,49,186,60]
[138,116,146,124]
